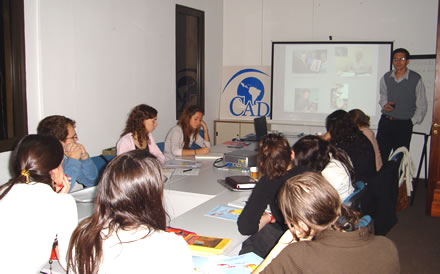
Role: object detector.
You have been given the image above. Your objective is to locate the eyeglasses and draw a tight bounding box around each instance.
[66,134,78,140]
[393,57,407,62]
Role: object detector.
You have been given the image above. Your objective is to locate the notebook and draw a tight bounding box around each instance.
[217,176,257,191]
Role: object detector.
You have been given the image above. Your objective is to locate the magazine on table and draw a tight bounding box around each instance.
[205,205,242,222]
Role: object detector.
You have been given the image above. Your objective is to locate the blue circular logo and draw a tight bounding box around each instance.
[237,77,264,106]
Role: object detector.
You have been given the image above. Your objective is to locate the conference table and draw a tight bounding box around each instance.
[43,135,304,273]
[72,143,258,256]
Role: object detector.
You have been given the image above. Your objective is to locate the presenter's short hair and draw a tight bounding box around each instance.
[392,48,410,59]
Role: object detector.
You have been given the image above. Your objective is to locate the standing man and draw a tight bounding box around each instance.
[376,48,427,163]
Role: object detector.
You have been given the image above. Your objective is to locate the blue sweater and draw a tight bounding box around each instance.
[63,156,98,192]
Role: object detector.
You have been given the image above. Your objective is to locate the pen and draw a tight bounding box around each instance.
[183,169,192,173]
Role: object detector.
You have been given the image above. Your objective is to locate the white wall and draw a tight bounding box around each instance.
[1,0,436,182]
[0,0,223,183]
[223,0,438,178]
[224,0,439,65]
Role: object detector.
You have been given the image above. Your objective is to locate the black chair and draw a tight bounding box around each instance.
[361,151,403,235]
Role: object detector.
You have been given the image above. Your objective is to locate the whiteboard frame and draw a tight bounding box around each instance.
[408,54,436,135]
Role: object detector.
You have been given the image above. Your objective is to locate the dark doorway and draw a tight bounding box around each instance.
[175,4,204,119]
[0,0,27,152]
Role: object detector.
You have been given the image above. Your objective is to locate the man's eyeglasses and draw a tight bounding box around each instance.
[393,57,407,62]
[66,134,78,140]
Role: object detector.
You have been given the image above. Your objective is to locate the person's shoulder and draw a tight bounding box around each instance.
[119,132,133,141]
[408,69,422,78]
[167,125,183,135]
[288,165,312,177]
[33,183,76,209]
[372,235,398,250]
[383,70,393,78]
[153,230,191,249]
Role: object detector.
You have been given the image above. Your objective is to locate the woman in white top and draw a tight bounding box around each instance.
[349,109,383,171]
[67,150,193,273]
[117,104,165,163]
[0,134,77,273]
[164,105,210,161]
[293,135,355,201]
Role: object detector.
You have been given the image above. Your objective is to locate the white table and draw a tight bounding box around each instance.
[43,145,256,273]
[71,145,256,254]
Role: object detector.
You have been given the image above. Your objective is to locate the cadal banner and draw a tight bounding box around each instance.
[220,66,271,120]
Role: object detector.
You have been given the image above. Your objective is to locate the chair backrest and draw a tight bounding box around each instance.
[91,154,115,180]
[343,181,366,211]
[156,142,165,152]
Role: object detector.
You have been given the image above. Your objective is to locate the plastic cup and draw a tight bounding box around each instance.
[250,166,259,180]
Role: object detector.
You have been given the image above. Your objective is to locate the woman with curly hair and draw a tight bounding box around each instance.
[348,108,383,171]
[237,134,309,258]
[0,135,77,273]
[259,172,399,273]
[164,105,210,160]
[67,151,193,273]
[293,135,355,201]
[324,109,376,183]
[117,104,165,163]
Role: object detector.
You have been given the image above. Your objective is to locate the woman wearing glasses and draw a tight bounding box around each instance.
[37,115,98,191]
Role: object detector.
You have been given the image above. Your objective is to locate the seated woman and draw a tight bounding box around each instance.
[117,104,165,163]
[164,105,210,160]
[324,109,377,183]
[349,108,383,171]
[37,115,98,190]
[293,135,355,201]
[0,135,78,273]
[67,150,193,273]
[237,134,308,258]
[259,172,400,273]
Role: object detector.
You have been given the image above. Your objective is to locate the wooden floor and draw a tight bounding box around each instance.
[387,180,440,273]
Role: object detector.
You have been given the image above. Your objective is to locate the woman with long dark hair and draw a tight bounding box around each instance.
[164,105,210,160]
[293,135,355,201]
[237,134,308,258]
[324,109,377,183]
[117,104,165,163]
[0,134,77,273]
[259,172,400,273]
[67,150,192,273]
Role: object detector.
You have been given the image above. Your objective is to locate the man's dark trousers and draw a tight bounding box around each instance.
[376,114,413,163]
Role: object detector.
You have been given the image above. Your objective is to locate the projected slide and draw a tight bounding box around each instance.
[271,42,392,125]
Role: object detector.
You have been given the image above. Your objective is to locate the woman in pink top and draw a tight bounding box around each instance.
[349,109,383,171]
[117,104,165,163]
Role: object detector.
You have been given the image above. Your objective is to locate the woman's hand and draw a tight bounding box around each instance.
[195,147,210,155]
[54,174,71,194]
[200,120,210,142]
[200,120,208,131]
[258,212,274,231]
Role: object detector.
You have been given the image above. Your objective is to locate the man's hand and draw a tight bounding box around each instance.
[64,143,83,160]
[384,101,395,112]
